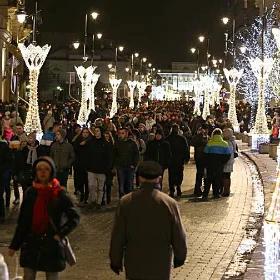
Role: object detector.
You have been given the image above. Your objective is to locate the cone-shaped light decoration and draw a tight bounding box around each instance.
[109,78,122,118]
[224,68,243,132]
[249,58,274,134]
[201,76,213,120]
[19,43,51,134]
[192,80,202,116]
[75,66,95,125]
[127,80,137,109]
[88,73,100,113]
[137,81,146,106]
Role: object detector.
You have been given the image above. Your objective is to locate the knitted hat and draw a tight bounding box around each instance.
[137,161,162,180]
[32,156,56,180]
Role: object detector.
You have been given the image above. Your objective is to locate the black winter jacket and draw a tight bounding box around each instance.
[145,139,171,169]
[9,188,80,272]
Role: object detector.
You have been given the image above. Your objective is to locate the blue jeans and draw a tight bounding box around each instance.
[117,167,135,198]
[0,169,11,218]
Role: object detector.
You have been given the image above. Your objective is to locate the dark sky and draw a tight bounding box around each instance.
[26,0,229,69]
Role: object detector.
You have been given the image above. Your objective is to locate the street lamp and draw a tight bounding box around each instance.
[16,9,27,24]
[190,47,196,54]
[125,67,130,72]
[118,46,124,52]
[97,33,103,39]
[221,17,229,25]
[219,59,223,64]
[134,52,139,58]
[198,35,205,43]
[240,46,247,53]
[91,12,99,20]
[148,63,152,68]
[73,41,80,49]
[142,57,147,63]
[108,64,113,69]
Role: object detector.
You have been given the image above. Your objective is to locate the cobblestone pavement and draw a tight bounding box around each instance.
[0,157,253,280]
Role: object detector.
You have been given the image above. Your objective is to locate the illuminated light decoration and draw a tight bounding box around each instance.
[88,73,100,113]
[201,75,214,120]
[249,57,274,149]
[75,66,95,125]
[19,43,51,134]
[235,10,279,124]
[211,81,222,106]
[192,80,202,116]
[137,81,146,105]
[127,80,137,109]
[223,68,243,132]
[109,78,122,118]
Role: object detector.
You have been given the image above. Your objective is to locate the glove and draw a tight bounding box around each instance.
[110,264,122,275]
[174,258,185,268]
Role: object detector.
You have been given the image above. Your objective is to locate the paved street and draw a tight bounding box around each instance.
[0,156,253,280]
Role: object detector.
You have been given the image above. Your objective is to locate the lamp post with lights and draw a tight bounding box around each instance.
[190,47,200,79]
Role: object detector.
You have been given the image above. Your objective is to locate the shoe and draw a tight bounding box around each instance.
[193,192,203,197]
[96,204,102,210]
[201,196,208,201]
[176,188,182,197]
[213,195,221,199]
[221,193,230,197]
[13,199,20,205]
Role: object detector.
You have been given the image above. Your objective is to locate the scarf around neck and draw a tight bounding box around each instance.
[32,178,62,235]
[27,145,38,165]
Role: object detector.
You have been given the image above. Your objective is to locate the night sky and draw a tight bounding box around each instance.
[26,0,229,69]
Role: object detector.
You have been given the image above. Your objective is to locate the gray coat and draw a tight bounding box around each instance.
[110,183,187,280]
[50,141,75,172]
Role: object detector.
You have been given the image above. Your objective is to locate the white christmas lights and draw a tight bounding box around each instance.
[88,73,100,113]
[137,81,146,106]
[192,80,202,116]
[109,78,122,118]
[19,43,51,134]
[127,80,137,109]
[224,68,243,131]
[75,66,95,125]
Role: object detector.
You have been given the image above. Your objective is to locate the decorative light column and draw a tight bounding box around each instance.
[137,81,146,106]
[75,66,95,125]
[223,68,243,132]
[201,76,213,120]
[127,80,137,109]
[19,43,51,134]
[88,73,100,113]
[192,80,202,116]
[109,78,122,118]
[249,57,274,149]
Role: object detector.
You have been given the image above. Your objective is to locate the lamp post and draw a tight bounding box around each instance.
[190,47,200,79]
[115,45,124,77]
[131,52,139,80]
[83,11,99,62]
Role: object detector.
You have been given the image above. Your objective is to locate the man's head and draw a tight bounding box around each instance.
[171,124,179,135]
[118,128,128,140]
[16,123,24,135]
[137,161,162,185]
[55,128,66,143]
[155,129,164,141]
[94,127,103,139]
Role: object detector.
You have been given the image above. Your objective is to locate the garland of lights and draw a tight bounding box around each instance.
[224,68,243,131]
[249,57,274,135]
[192,80,202,116]
[109,78,122,118]
[127,80,137,109]
[75,66,95,125]
[137,81,146,106]
[19,43,51,134]
[88,73,100,113]
[201,76,214,120]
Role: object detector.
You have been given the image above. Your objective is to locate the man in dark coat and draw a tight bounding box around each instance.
[110,161,187,280]
[191,124,209,196]
[166,124,190,198]
[144,129,171,187]
[114,128,139,197]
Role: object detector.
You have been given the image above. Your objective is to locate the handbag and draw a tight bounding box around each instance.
[49,217,77,266]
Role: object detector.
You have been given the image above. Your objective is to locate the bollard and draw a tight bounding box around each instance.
[259,143,269,154]
[269,144,278,160]
[0,254,9,280]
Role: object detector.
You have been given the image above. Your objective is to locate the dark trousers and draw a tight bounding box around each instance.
[168,164,184,194]
[0,170,11,218]
[194,161,205,195]
[203,167,223,197]
[56,169,69,188]
[12,174,20,200]
[75,168,89,202]
[117,167,135,198]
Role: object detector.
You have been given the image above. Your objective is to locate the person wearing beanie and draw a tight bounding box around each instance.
[110,161,187,280]
[50,128,75,188]
[8,156,80,279]
[144,129,171,187]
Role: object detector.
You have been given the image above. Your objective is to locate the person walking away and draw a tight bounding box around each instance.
[0,136,12,223]
[114,128,139,198]
[166,124,190,198]
[110,161,187,280]
[86,127,113,209]
[144,129,171,188]
[8,157,80,280]
[50,129,75,188]
[190,125,209,196]
[203,128,231,199]
[222,128,237,197]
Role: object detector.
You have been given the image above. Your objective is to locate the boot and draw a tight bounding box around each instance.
[176,186,182,197]
[222,178,231,197]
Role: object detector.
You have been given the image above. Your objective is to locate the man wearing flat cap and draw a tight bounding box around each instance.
[109,161,187,280]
